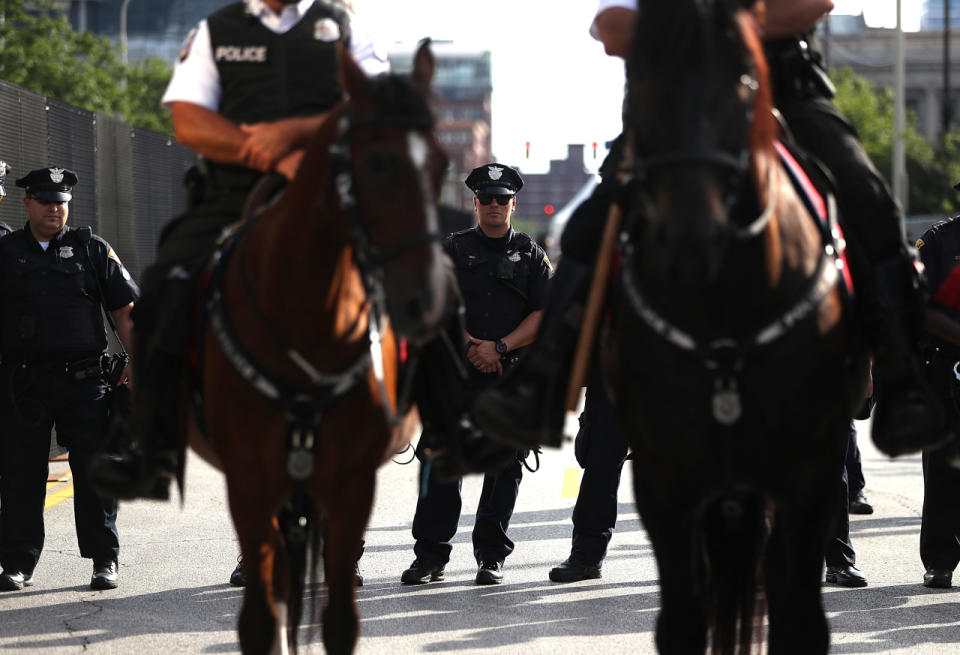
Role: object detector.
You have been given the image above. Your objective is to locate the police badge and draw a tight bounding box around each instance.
[487,166,504,180]
[49,168,65,184]
[315,18,341,42]
[59,246,74,259]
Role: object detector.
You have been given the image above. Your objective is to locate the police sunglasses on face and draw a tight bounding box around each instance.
[477,193,513,206]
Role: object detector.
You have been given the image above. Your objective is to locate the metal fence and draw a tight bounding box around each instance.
[0,80,195,281]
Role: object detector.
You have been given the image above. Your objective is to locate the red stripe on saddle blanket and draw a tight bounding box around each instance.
[934,262,960,312]
[774,141,854,296]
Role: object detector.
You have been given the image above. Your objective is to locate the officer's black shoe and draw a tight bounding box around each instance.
[90,559,119,590]
[0,570,33,592]
[848,490,874,515]
[475,561,503,585]
[869,255,949,457]
[400,559,445,585]
[230,557,245,587]
[549,559,602,583]
[825,565,868,588]
[474,260,592,451]
[923,568,953,588]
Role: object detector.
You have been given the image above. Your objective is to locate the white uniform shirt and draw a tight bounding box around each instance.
[162,0,389,112]
[590,0,637,40]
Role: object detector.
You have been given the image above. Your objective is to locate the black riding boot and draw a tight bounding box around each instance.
[472,258,592,450]
[89,276,192,500]
[870,254,948,457]
[413,312,517,479]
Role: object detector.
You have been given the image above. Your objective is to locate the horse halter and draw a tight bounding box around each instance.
[631,73,761,234]
[327,105,443,426]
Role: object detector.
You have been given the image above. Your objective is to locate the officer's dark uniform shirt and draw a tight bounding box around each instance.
[918,217,960,321]
[0,225,139,359]
[443,226,550,344]
[208,1,349,125]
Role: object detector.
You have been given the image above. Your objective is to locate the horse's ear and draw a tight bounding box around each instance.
[411,37,435,97]
[338,40,374,109]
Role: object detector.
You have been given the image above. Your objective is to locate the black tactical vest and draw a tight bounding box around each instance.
[0,228,106,357]
[208,1,350,125]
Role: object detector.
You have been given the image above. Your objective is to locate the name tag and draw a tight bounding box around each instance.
[215,45,268,63]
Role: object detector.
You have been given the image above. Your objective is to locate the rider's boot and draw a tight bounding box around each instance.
[89,275,192,500]
[413,309,516,479]
[869,252,949,457]
[472,257,592,451]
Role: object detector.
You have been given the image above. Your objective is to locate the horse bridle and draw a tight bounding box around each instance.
[620,148,843,427]
[203,103,443,483]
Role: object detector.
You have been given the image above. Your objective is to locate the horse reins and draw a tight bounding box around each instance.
[202,102,442,483]
[619,173,843,427]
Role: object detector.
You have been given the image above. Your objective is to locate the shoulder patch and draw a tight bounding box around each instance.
[916,238,925,249]
[107,247,123,265]
[179,26,199,63]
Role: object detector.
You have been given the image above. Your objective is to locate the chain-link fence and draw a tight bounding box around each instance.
[0,80,195,281]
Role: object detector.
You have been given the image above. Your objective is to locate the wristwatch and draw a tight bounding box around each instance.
[495,339,508,355]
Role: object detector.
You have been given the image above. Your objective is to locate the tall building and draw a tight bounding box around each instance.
[922,0,960,30]
[389,44,493,210]
[66,0,227,63]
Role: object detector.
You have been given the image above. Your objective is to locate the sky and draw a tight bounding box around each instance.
[360,1,926,173]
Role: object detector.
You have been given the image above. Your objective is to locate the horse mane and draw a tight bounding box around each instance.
[733,8,777,160]
[632,0,707,77]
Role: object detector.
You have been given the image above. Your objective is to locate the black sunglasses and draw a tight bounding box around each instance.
[477,193,513,206]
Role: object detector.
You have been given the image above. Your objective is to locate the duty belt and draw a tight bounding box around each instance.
[15,355,106,381]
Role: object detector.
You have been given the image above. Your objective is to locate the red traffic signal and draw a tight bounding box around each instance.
[543,204,555,216]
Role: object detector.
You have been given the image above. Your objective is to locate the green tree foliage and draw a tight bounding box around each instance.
[0,0,172,133]
[832,67,960,215]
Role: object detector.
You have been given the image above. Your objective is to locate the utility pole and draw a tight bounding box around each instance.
[120,0,133,88]
[945,0,953,137]
[893,0,908,212]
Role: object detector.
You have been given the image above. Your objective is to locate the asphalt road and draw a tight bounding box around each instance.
[1,417,958,654]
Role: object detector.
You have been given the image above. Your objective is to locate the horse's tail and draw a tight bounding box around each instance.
[701,490,768,655]
[279,493,320,654]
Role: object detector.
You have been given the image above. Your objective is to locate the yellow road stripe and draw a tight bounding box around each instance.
[561,467,582,499]
[45,483,74,510]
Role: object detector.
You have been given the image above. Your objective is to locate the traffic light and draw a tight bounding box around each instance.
[592,142,598,159]
[525,141,530,159]
[543,204,555,216]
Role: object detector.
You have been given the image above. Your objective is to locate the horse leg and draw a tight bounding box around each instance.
[765,503,832,655]
[321,473,374,655]
[231,498,285,655]
[633,462,708,654]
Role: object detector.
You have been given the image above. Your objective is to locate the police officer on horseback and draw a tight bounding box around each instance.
[400,164,552,586]
[89,0,388,501]
[474,0,948,459]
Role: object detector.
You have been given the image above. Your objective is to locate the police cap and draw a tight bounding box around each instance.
[464,163,524,196]
[15,167,78,203]
[0,160,10,199]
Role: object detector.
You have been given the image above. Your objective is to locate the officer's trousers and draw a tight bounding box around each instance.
[412,451,524,566]
[825,421,858,569]
[0,366,118,574]
[845,429,866,501]
[920,442,960,572]
[569,360,628,566]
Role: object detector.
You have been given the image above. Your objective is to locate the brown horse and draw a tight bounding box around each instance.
[606,2,868,653]
[184,43,448,655]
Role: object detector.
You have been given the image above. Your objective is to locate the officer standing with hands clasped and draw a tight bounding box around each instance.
[0,167,137,592]
[400,164,552,586]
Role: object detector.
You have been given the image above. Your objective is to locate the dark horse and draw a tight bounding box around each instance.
[184,43,448,655]
[605,2,868,653]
